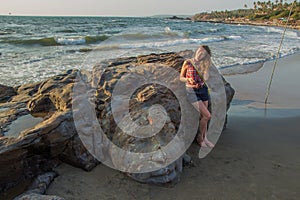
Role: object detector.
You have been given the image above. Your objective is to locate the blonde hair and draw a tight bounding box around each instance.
[195,45,212,80]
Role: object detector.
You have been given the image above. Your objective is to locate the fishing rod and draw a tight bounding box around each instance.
[264,1,296,106]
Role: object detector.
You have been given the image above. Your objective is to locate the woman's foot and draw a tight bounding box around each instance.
[204,138,214,148]
[196,137,205,147]
[196,137,209,147]
[200,141,208,147]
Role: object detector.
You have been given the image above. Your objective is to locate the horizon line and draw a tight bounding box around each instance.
[0,13,194,18]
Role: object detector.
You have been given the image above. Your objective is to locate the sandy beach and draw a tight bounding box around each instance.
[44,53,300,199]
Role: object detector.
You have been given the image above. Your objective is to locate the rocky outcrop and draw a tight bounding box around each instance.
[0,70,98,198]
[13,172,63,200]
[0,84,16,103]
[15,194,64,200]
[167,16,191,21]
[0,50,234,198]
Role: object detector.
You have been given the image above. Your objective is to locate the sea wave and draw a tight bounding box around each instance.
[218,50,299,75]
[219,61,265,75]
[94,35,239,50]
[285,30,300,38]
[0,31,11,35]
[116,30,183,40]
[197,28,225,34]
[264,26,300,38]
[224,35,242,40]
[56,29,77,33]
[55,37,86,45]
[5,35,109,46]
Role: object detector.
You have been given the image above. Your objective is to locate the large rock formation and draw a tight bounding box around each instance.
[0,50,234,198]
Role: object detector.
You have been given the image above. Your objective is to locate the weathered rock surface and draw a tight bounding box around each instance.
[0,70,98,198]
[15,193,64,200]
[13,172,62,200]
[0,50,234,198]
[0,84,16,103]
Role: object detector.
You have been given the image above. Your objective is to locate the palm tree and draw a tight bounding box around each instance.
[279,0,283,10]
[261,1,267,12]
[254,2,257,10]
[293,0,298,7]
[267,0,272,10]
[271,2,275,10]
[257,1,261,11]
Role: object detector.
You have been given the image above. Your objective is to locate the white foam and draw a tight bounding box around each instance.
[265,26,283,33]
[163,26,185,37]
[110,36,231,49]
[55,37,86,45]
[226,35,242,40]
[209,28,218,32]
[261,26,299,38]
[164,26,171,33]
[285,30,300,38]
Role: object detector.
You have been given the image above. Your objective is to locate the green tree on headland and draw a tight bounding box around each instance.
[192,0,300,28]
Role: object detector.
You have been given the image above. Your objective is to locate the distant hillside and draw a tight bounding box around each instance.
[192,1,300,29]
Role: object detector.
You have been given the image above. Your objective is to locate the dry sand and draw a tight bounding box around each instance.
[46,53,300,200]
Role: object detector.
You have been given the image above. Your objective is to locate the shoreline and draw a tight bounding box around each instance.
[167,15,300,31]
[224,52,300,109]
[193,18,300,31]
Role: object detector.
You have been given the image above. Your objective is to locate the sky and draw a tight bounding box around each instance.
[0,0,295,17]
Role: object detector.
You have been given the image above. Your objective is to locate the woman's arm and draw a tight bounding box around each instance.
[180,61,188,83]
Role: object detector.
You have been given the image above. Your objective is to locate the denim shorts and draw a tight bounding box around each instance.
[186,86,210,103]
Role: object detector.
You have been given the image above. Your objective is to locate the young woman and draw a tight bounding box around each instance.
[180,45,214,148]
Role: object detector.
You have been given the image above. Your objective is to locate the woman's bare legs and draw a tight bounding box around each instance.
[202,101,214,147]
[192,100,213,147]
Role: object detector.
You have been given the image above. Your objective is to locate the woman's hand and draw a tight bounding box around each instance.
[187,77,196,85]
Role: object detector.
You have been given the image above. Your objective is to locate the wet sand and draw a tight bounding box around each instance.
[46,54,300,199]
[226,53,300,109]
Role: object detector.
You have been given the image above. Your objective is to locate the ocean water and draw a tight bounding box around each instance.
[0,15,299,86]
